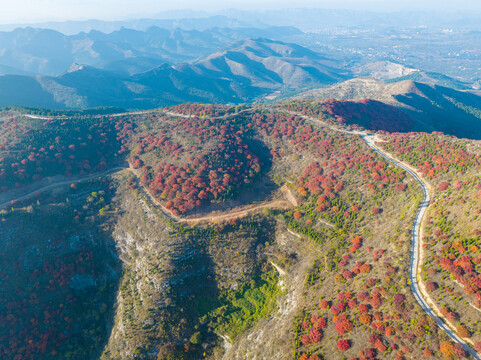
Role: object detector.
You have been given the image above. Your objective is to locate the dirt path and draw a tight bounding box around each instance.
[318,219,334,228]
[22,107,250,121]
[5,107,290,223]
[181,200,291,224]
[0,161,295,225]
[23,110,155,120]
[0,164,295,229]
[270,261,287,277]
[0,166,128,209]
[163,108,251,120]
[126,164,294,224]
[280,185,298,207]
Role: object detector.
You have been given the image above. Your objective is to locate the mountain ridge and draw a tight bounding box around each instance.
[0,26,304,76]
[290,77,481,139]
[0,38,346,109]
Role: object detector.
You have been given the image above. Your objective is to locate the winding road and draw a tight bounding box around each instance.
[363,135,481,359]
[24,110,155,120]
[23,107,251,121]
[286,110,481,359]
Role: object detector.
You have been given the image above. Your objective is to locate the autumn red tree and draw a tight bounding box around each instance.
[438,182,450,191]
[456,325,471,338]
[309,328,323,343]
[426,281,437,292]
[337,339,350,351]
[439,341,454,357]
[335,319,353,335]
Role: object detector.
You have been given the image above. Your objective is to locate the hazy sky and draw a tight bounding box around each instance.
[3,0,481,24]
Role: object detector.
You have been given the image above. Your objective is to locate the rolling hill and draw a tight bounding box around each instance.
[291,77,481,139]
[190,38,347,89]
[355,61,475,90]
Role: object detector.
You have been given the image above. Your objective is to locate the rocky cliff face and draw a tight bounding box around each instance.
[102,179,281,359]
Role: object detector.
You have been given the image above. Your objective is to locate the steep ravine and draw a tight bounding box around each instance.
[221,224,315,360]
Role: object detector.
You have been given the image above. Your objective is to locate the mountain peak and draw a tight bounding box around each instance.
[66,63,86,73]
[356,61,418,80]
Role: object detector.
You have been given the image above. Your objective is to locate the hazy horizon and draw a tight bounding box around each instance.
[3,0,481,25]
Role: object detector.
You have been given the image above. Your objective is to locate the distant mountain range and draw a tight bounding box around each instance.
[0,26,303,76]
[5,9,481,34]
[2,19,481,130]
[2,30,481,124]
[0,15,268,35]
[0,38,348,109]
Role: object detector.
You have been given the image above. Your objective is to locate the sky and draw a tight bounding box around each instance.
[2,0,481,24]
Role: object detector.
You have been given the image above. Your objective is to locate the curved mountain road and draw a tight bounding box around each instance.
[284,109,480,358]
[23,110,155,120]
[362,135,481,359]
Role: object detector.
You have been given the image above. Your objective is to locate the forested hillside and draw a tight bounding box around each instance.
[1,102,480,360]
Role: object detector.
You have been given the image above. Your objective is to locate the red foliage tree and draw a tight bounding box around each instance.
[439,341,454,357]
[359,313,372,325]
[343,270,354,280]
[456,325,471,338]
[315,317,327,329]
[453,343,467,358]
[319,300,329,309]
[337,339,350,351]
[423,348,434,357]
[335,319,353,335]
[426,281,437,292]
[438,182,450,191]
[301,334,310,346]
[369,333,381,345]
[309,328,323,343]
[374,339,387,352]
[358,303,369,313]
